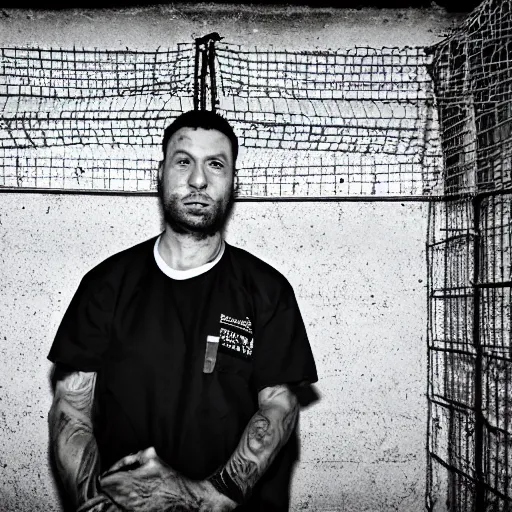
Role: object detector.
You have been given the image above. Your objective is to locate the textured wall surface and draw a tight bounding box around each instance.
[0,4,466,512]
[1,194,428,511]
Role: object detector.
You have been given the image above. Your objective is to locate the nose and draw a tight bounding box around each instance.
[188,161,207,190]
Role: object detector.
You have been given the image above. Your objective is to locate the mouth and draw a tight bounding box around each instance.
[183,196,212,208]
[183,201,210,208]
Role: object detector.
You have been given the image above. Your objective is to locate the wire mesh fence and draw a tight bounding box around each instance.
[427,198,478,511]
[0,44,195,191]
[431,0,512,197]
[216,44,443,198]
[480,193,512,507]
[0,40,444,197]
[427,0,512,509]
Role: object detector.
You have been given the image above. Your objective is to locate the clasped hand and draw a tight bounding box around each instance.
[98,447,234,512]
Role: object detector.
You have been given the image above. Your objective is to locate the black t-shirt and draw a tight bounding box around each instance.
[48,236,318,511]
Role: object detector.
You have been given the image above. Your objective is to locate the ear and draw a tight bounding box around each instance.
[157,161,164,181]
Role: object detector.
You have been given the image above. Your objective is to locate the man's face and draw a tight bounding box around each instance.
[158,127,235,238]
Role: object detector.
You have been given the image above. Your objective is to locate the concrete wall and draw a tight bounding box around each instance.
[0,5,466,512]
[0,194,428,512]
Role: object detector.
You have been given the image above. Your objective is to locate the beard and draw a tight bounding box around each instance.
[157,178,234,239]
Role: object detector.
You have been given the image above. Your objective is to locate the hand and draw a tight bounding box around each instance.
[99,447,236,512]
[77,494,123,512]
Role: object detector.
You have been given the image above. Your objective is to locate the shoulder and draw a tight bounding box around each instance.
[224,243,295,299]
[225,243,288,281]
[81,235,158,288]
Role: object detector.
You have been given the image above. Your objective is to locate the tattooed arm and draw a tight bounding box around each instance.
[49,364,116,511]
[222,384,299,500]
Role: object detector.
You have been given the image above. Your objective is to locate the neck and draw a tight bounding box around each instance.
[159,228,223,271]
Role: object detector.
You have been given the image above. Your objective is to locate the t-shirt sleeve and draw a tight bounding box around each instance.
[252,277,318,392]
[47,271,115,372]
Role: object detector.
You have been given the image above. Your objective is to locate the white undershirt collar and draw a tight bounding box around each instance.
[154,234,225,281]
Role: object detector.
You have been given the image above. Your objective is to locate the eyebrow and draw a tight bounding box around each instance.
[170,150,229,162]
[171,150,193,158]
[209,152,229,161]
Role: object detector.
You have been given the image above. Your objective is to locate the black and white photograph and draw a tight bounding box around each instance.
[0,0,509,510]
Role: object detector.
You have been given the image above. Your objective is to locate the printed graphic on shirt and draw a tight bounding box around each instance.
[220,314,253,335]
[219,314,254,358]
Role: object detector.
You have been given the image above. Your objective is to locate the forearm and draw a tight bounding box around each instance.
[222,385,299,500]
[49,369,109,509]
[50,400,101,503]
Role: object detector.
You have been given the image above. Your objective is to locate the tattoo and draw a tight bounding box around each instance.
[49,367,105,507]
[160,481,202,512]
[230,443,259,483]
[77,436,102,501]
[225,385,299,498]
[247,415,272,456]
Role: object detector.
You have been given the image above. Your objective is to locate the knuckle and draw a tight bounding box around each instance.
[145,446,156,456]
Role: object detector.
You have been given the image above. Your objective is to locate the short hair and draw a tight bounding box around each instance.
[162,110,239,164]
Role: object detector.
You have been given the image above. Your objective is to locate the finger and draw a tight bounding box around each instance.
[76,495,112,512]
[139,446,157,462]
[101,485,130,510]
[101,481,142,512]
[100,462,151,491]
[99,471,133,501]
[101,452,141,476]
[100,469,131,488]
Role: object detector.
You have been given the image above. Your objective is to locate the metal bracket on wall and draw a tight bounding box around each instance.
[194,32,223,112]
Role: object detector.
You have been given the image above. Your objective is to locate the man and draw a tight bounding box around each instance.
[48,110,318,512]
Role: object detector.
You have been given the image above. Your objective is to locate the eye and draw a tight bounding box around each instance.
[209,160,224,170]
[176,157,190,166]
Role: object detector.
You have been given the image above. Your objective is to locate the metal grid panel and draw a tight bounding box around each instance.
[425,202,512,508]
[480,194,512,507]
[482,357,512,502]
[216,44,443,198]
[0,44,195,192]
[428,457,476,512]
[431,0,512,196]
[428,200,475,356]
[430,401,477,478]
[0,47,194,98]
[427,198,478,511]
[428,0,512,508]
